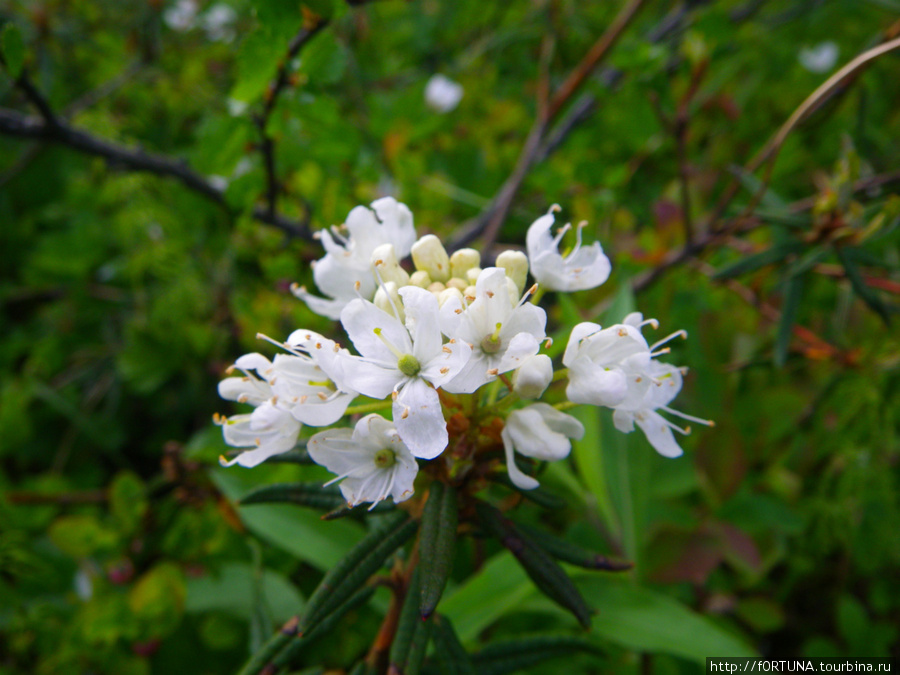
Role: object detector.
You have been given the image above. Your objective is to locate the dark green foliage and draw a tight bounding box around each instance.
[239,482,347,510]
[417,482,458,619]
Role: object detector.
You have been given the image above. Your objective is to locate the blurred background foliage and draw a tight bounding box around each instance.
[1,0,899,673]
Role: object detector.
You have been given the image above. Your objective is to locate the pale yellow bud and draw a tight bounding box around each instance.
[438,286,465,308]
[446,277,468,292]
[411,234,451,282]
[371,243,410,287]
[409,270,432,288]
[512,354,553,399]
[449,248,481,279]
[374,281,404,322]
[465,267,482,284]
[496,250,529,295]
[427,281,446,294]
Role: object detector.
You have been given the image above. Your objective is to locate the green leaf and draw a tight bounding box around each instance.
[836,246,891,324]
[441,553,534,643]
[298,32,347,86]
[128,563,186,638]
[475,502,592,628]
[1,22,25,80]
[212,469,364,569]
[603,281,637,324]
[514,523,632,572]
[185,562,305,623]
[713,242,804,280]
[48,515,118,558]
[471,634,604,675]
[109,471,147,536]
[774,275,803,367]
[299,512,417,634]
[239,482,347,510]
[390,568,423,673]
[489,472,567,509]
[418,482,458,619]
[430,615,477,675]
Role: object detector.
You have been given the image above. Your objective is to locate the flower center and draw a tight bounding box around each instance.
[480,322,503,354]
[398,353,421,377]
[373,448,396,468]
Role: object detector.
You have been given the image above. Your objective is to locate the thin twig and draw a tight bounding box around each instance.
[448,0,648,252]
[254,21,329,218]
[0,106,311,238]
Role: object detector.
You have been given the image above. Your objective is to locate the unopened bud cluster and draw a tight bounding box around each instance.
[216,198,711,508]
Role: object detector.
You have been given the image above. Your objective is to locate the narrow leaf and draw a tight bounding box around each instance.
[389,568,422,673]
[472,634,604,675]
[836,246,891,324]
[403,614,432,675]
[1,23,25,80]
[418,483,458,619]
[299,513,417,634]
[239,482,346,510]
[515,523,632,572]
[489,473,566,510]
[321,500,395,520]
[475,502,592,628]
[273,587,375,670]
[236,616,299,675]
[429,615,477,675]
[775,275,803,367]
[713,242,803,280]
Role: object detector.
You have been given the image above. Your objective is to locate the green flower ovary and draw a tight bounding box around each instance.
[397,353,421,377]
[373,448,396,468]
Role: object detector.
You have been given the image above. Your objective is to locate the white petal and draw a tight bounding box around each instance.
[635,410,684,458]
[371,197,416,258]
[398,286,443,362]
[291,391,356,426]
[495,332,540,374]
[502,426,539,490]
[419,338,472,389]
[340,298,412,363]
[562,322,601,367]
[217,377,269,406]
[332,353,399,399]
[393,378,448,459]
[234,353,274,373]
[566,358,628,407]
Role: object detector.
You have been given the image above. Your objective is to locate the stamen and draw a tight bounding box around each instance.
[650,330,688,351]
[373,327,405,360]
[650,347,671,357]
[551,222,572,250]
[660,405,715,427]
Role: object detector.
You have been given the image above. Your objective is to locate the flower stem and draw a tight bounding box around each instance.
[553,400,579,412]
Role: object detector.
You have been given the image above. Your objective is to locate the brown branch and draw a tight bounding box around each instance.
[0,106,311,238]
[254,20,330,218]
[448,0,648,252]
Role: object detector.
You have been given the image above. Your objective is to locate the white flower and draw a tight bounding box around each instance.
[322,286,471,459]
[425,74,463,113]
[440,267,546,394]
[799,42,838,74]
[562,319,651,407]
[512,353,553,399]
[215,343,356,468]
[163,0,197,31]
[308,414,418,509]
[502,404,584,490]
[202,4,237,43]
[526,206,611,291]
[292,197,417,319]
[612,361,711,458]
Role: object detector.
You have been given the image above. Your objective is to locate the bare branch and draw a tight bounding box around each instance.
[0,107,311,238]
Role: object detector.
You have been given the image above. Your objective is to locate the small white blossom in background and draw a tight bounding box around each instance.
[163,0,198,31]
[202,4,236,43]
[216,198,712,507]
[799,42,839,74]
[425,74,464,113]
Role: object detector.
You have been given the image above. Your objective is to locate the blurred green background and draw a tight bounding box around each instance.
[1,0,898,673]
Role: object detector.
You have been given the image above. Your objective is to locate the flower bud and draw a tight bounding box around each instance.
[446,277,467,292]
[427,281,446,294]
[449,248,481,279]
[409,270,432,288]
[506,277,520,305]
[512,354,553,399]
[411,234,451,282]
[371,243,410,287]
[438,286,465,308]
[374,281,404,322]
[465,267,482,284]
[496,250,528,295]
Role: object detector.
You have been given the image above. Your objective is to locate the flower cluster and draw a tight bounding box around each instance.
[216,198,711,508]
